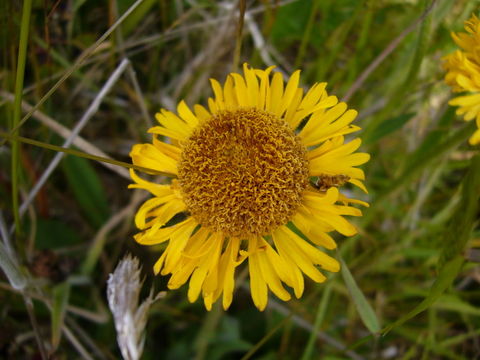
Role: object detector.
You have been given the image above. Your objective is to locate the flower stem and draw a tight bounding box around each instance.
[232,0,247,72]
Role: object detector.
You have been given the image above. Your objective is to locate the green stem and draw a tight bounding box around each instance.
[1,0,145,148]
[300,282,333,360]
[194,302,223,360]
[240,314,292,360]
[0,130,171,177]
[294,0,320,69]
[374,121,475,205]
[362,0,433,143]
[11,0,33,236]
[232,0,247,72]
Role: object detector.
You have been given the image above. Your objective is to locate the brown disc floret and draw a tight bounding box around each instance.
[178,108,309,238]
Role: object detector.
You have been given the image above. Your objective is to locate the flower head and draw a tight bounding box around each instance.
[129,64,369,311]
[443,14,480,145]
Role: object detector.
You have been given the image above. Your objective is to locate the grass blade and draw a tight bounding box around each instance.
[382,154,480,334]
[438,154,480,267]
[11,0,33,235]
[51,282,71,351]
[375,120,475,202]
[62,156,110,228]
[300,282,333,360]
[0,0,145,147]
[362,0,433,142]
[339,256,381,334]
[0,130,169,176]
[382,255,464,334]
[0,241,26,290]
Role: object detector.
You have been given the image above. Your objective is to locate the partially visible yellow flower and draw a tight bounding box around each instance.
[443,14,480,145]
[129,64,369,311]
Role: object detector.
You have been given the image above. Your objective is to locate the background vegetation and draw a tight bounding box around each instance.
[1,0,480,359]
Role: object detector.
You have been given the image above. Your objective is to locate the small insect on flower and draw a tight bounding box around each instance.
[313,174,351,192]
[443,13,480,145]
[129,64,369,311]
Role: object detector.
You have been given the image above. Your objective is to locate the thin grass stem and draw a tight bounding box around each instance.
[11,0,33,235]
[0,90,130,179]
[300,282,333,360]
[267,298,365,360]
[343,0,437,102]
[294,0,320,69]
[240,314,292,360]
[0,131,167,177]
[15,58,129,220]
[232,0,247,72]
[23,295,48,360]
[0,0,145,148]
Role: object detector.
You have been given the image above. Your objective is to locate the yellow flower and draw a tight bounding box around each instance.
[129,64,369,311]
[443,14,480,145]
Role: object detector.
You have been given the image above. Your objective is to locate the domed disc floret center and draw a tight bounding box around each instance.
[178,108,309,238]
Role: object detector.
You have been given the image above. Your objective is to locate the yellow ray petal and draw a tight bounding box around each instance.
[283,227,340,272]
[136,217,194,246]
[202,234,224,294]
[256,66,275,110]
[284,88,304,127]
[248,237,268,311]
[302,108,358,146]
[231,73,250,107]
[243,63,260,107]
[187,232,224,303]
[223,75,237,110]
[270,232,305,299]
[256,239,291,301]
[220,237,241,310]
[153,110,192,140]
[193,104,211,122]
[153,136,181,161]
[347,178,368,194]
[273,227,326,283]
[279,70,301,116]
[181,228,212,259]
[269,72,284,115]
[153,251,168,275]
[140,198,185,230]
[162,220,199,274]
[130,143,178,175]
[292,211,337,249]
[177,100,199,128]
[210,78,224,107]
[128,169,173,197]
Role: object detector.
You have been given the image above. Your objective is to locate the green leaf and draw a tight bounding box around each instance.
[433,294,480,316]
[361,0,433,142]
[376,120,476,200]
[383,155,480,330]
[208,339,251,360]
[73,0,88,12]
[438,154,480,267]
[364,112,415,144]
[62,155,110,228]
[121,0,158,37]
[51,282,71,351]
[0,242,27,290]
[270,1,314,46]
[382,255,464,334]
[301,282,333,360]
[34,218,82,249]
[339,256,381,334]
[402,106,456,169]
